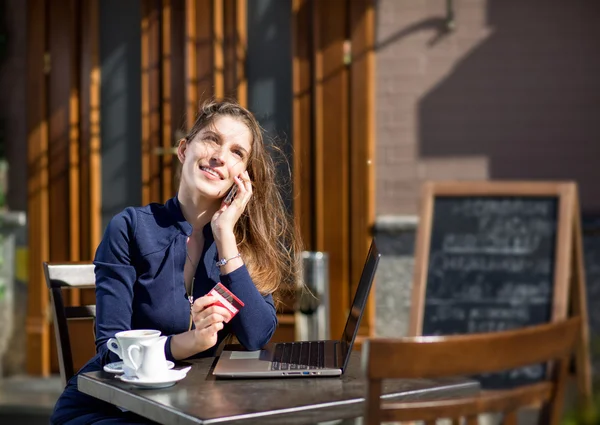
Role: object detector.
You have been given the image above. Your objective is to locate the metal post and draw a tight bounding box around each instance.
[295,251,329,341]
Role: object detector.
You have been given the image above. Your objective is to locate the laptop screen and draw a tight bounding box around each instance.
[338,240,381,371]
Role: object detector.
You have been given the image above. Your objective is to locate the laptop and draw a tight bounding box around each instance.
[212,239,381,378]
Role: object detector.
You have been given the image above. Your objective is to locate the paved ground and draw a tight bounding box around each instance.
[0,375,62,424]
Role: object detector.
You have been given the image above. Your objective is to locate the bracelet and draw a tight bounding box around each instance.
[216,252,242,267]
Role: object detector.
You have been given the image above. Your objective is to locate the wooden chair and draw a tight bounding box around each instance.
[43,262,96,387]
[362,317,581,425]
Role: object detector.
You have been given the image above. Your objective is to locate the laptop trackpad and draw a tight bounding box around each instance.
[229,351,262,360]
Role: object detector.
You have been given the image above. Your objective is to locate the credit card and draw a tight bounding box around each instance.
[208,282,245,322]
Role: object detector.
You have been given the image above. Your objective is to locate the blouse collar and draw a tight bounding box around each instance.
[166,195,214,243]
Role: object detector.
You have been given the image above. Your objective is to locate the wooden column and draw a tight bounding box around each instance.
[141,0,162,205]
[292,0,313,248]
[235,0,247,107]
[293,0,376,340]
[313,0,350,338]
[213,0,224,98]
[26,0,102,375]
[143,0,247,207]
[79,0,101,305]
[26,0,50,376]
[186,0,215,125]
[349,0,376,337]
[160,0,186,198]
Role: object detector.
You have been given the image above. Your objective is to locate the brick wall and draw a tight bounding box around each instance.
[375,0,600,215]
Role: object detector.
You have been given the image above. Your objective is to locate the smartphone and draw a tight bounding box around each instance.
[224,185,238,205]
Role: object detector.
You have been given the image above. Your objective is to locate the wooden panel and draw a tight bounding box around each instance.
[349,0,375,336]
[223,0,236,98]
[292,0,313,248]
[141,0,162,205]
[48,0,73,373]
[313,0,350,338]
[185,0,199,128]
[235,0,247,107]
[79,0,101,307]
[79,0,101,261]
[161,0,174,201]
[271,314,296,343]
[48,0,71,264]
[79,0,91,261]
[68,0,81,309]
[26,0,51,376]
[28,0,103,375]
[70,320,96,371]
[312,1,324,250]
[190,0,214,119]
[169,0,185,192]
[213,0,224,98]
[221,0,246,103]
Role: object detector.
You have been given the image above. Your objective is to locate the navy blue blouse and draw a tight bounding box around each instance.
[95,195,277,362]
[51,196,277,424]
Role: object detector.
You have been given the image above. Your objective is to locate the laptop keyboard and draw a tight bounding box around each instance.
[270,341,326,370]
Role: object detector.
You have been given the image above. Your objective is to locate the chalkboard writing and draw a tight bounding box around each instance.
[422,196,559,389]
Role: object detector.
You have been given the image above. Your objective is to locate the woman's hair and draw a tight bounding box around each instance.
[181,99,302,308]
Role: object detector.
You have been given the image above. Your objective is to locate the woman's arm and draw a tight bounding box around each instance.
[170,297,232,359]
[220,265,278,350]
[95,208,230,362]
[93,208,138,360]
[210,172,278,350]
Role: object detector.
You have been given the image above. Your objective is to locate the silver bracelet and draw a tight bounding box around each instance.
[216,252,242,267]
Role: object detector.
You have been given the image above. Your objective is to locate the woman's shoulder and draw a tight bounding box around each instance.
[104,199,187,252]
[105,200,176,231]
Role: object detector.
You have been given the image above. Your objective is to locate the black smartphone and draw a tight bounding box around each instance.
[224,185,238,205]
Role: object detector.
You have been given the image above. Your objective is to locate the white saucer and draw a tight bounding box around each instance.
[104,360,175,374]
[117,368,190,389]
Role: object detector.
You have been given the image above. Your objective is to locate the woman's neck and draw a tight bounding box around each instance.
[177,188,220,232]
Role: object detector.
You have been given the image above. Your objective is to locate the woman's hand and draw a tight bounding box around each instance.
[211,171,252,241]
[191,295,233,351]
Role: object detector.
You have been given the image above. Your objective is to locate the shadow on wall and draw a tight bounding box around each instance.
[418,0,600,213]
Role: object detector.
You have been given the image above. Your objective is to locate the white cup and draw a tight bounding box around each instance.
[128,335,169,381]
[107,329,161,377]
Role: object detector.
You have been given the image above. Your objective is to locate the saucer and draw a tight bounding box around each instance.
[104,360,175,374]
[117,368,190,389]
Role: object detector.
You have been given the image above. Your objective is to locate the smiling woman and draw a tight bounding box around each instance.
[50,99,303,425]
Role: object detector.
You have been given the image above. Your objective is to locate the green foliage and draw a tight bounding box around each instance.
[563,339,600,424]
[563,395,600,425]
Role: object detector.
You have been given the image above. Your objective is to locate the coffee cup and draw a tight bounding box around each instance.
[128,335,169,381]
[107,329,161,377]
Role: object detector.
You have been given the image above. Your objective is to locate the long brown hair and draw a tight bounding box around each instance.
[181,99,302,307]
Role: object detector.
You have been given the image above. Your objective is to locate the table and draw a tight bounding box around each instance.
[78,352,480,425]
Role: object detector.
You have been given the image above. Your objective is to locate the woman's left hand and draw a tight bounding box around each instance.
[211,170,252,240]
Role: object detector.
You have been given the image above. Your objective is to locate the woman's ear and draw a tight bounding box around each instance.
[176,138,187,164]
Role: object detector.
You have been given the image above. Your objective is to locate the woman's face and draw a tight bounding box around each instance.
[178,115,252,200]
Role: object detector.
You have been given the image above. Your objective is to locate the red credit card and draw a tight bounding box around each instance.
[208,282,244,322]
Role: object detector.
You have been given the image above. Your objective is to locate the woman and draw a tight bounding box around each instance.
[51,99,302,424]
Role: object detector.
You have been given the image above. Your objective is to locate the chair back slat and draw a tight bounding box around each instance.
[43,262,96,387]
[362,318,581,380]
[362,317,581,425]
[379,382,553,422]
[44,262,96,288]
[65,305,96,319]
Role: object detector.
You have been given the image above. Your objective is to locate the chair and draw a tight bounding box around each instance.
[362,317,581,425]
[43,262,96,387]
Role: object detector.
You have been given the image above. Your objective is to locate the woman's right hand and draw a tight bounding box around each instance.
[191,295,232,351]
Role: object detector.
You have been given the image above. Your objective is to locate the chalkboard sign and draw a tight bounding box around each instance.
[409,182,591,393]
[425,196,558,388]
